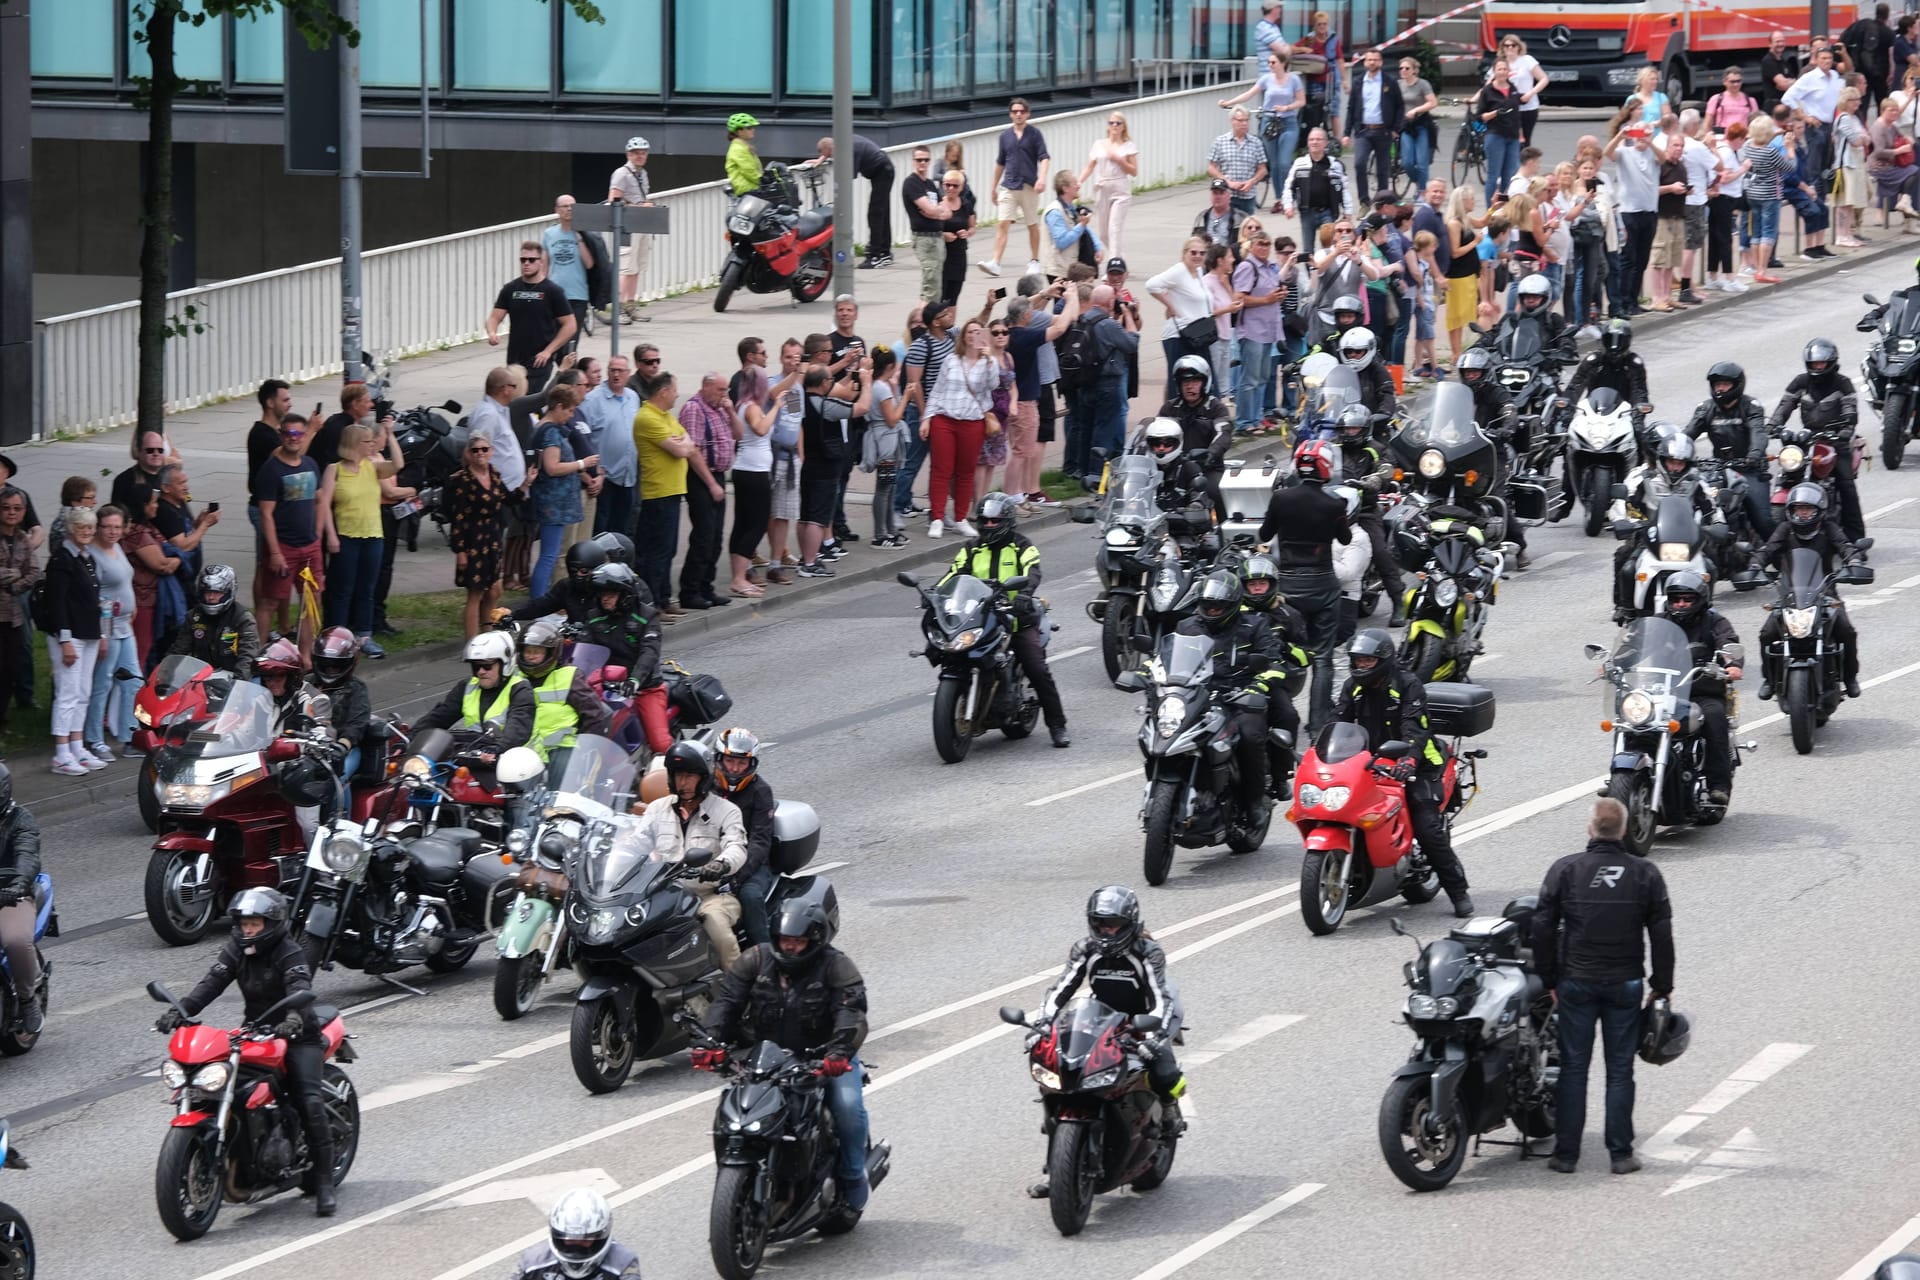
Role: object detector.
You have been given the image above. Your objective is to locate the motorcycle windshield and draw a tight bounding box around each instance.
[1583,386,1625,417]
[1652,493,1701,548]
[571,642,611,680]
[1604,616,1693,714]
[1417,937,1475,997]
[1103,455,1165,530]
[547,735,637,818]
[1883,291,1920,340]
[1420,382,1483,450]
[1312,720,1373,765]
[162,679,279,754]
[579,815,673,899]
[1053,998,1129,1073]
[148,655,215,699]
[1498,317,1544,364]
[1156,633,1216,686]
[928,574,993,625]
[1784,546,1827,608]
[1306,365,1363,425]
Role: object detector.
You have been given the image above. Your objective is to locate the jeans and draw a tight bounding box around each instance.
[1351,127,1393,205]
[1260,116,1300,205]
[1570,235,1606,323]
[594,481,636,540]
[825,1057,871,1182]
[894,403,928,515]
[1737,466,1775,538]
[1483,133,1521,204]
[1401,123,1431,191]
[871,470,899,541]
[1088,378,1128,467]
[1300,207,1336,255]
[1236,338,1277,431]
[1621,210,1657,306]
[85,633,140,743]
[634,493,682,608]
[1389,289,1413,367]
[1553,977,1645,1162]
[531,524,566,601]
[1062,386,1093,480]
[736,864,776,947]
[324,535,385,636]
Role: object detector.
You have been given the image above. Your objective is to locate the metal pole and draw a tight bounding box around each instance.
[339,0,363,383]
[608,200,623,365]
[832,0,854,297]
[1810,0,1829,43]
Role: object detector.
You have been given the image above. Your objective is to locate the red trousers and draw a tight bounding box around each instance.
[926,414,986,524]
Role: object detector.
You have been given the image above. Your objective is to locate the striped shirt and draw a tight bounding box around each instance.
[1741,141,1791,201]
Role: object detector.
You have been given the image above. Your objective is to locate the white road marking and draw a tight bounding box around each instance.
[122,911,148,921]
[1662,1126,1771,1195]
[1183,1014,1307,1067]
[360,1075,475,1113]
[1837,1211,1920,1280]
[430,1169,618,1214]
[1864,495,1918,520]
[1643,1042,1813,1163]
[1474,653,1503,665]
[1054,644,1095,660]
[340,991,416,1017]
[808,860,849,874]
[1885,570,1920,591]
[1027,769,1138,807]
[1124,1183,1327,1280]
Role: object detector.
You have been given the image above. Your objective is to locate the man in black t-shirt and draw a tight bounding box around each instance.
[485,241,576,394]
[901,146,948,303]
[827,297,869,549]
[1759,30,1800,112]
[796,358,872,579]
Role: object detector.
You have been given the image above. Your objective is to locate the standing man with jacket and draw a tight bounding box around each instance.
[1257,440,1352,732]
[1343,48,1406,206]
[1280,129,1355,254]
[1532,797,1676,1176]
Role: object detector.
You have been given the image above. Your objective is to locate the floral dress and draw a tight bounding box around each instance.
[979,356,1013,468]
[446,465,505,590]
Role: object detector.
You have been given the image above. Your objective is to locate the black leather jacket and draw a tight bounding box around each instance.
[1173,612,1288,694]
[1256,483,1353,571]
[1037,934,1177,1024]
[583,609,663,687]
[1768,373,1859,436]
[511,1242,643,1280]
[311,676,371,753]
[1154,395,1233,468]
[0,806,42,905]
[719,773,776,881]
[1685,395,1769,471]
[180,932,318,1039]
[1752,514,1862,573]
[1335,666,1445,772]
[166,607,262,680]
[1563,351,1651,410]
[705,944,868,1058]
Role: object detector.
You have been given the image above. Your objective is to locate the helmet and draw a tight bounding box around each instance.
[976,491,1019,547]
[1194,569,1244,631]
[1600,317,1633,357]
[1143,418,1184,469]
[519,620,564,682]
[1171,354,1211,395]
[1637,998,1692,1066]
[257,637,303,697]
[195,563,238,620]
[1654,428,1696,476]
[713,726,760,795]
[496,747,546,792]
[464,630,517,678]
[1786,481,1828,532]
[547,1187,613,1279]
[1239,553,1282,613]
[1330,293,1363,328]
[1662,569,1710,625]
[1875,1256,1920,1280]
[229,887,290,954]
[1293,438,1335,484]
[565,539,608,584]
[623,135,650,153]
[591,531,635,566]
[277,754,336,808]
[1803,337,1840,382]
[0,761,12,823]
[663,740,713,805]
[1347,628,1396,688]
[589,561,643,613]
[771,887,836,971]
[727,112,760,133]
[1338,327,1377,372]
[1706,360,1746,409]
[1456,345,1496,390]
[1334,403,1372,443]
[1086,885,1143,957]
[312,626,358,690]
[1515,272,1551,314]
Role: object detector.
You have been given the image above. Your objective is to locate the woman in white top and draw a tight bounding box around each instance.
[921,319,1013,536]
[1078,111,1140,263]
[84,503,139,757]
[1706,124,1749,292]
[728,356,779,599]
[1496,34,1544,145]
[1146,236,1217,402]
[1202,243,1244,395]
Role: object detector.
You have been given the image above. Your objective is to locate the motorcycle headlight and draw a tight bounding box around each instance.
[163,770,260,810]
[322,832,366,876]
[161,1061,188,1090]
[1417,449,1447,479]
[1778,445,1805,472]
[1407,994,1461,1019]
[1154,694,1186,737]
[1030,1063,1061,1090]
[950,627,982,650]
[1620,690,1656,726]
[506,828,531,857]
[135,704,152,726]
[1316,785,1351,811]
[586,907,621,943]
[1105,527,1141,549]
[192,1062,231,1092]
[400,753,433,780]
[1898,338,1918,354]
[624,901,649,927]
[1295,783,1325,809]
[1783,607,1817,638]
[1432,577,1460,608]
[1080,1066,1122,1090]
[1658,542,1692,563]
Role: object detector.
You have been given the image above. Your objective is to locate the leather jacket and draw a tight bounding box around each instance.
[1685,395,1769,471]
[1563,351,1651,410]
[1769,373,1859,436]
[1037,934,1177,1031]
[180,932,318,1039]
[704,943,868,1058]
[1173,612,1288,694]
[0,806,42,905]
[1335,666,1446,772]
[1154,394,1233,467]
[510,1241,643,1279]
[166,606,261,680]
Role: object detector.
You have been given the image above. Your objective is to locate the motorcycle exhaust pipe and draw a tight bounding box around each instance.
[865,1140,892,1190]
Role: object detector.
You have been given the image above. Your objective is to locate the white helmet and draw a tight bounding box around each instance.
[1515,272,1551,313]
[496,747,546,792]
[547,1188,613,1278]
[1339,327,1378,372]
[1171,354,1212,395]
[463,630,517,677]
[623,135,650,153]
[1143,418,1185,469]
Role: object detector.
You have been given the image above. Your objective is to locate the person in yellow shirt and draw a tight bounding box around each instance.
[726,113,763,197]
[633,369,696,618]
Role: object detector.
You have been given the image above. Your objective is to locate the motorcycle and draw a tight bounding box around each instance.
[1296,353,1363,442]
[1377,905,1558,1191]
[1858,290,1920,469]
[1615,492,1715,619]
[1388,382,1510,550]
[145,982,360,1242]
[1585,616,1750,856]
[1289,684,1494,935]
[390,397,465,532]
[1399,514,1502,685]
[714,163,833,313]
[0,875,54,1057]
[997,999,1179,1236]
[1487,316,1567,443]
[1733,547,1873,755]
[132,656,228,834]
[900,570,1054,764]
[1087,456,1179,685]
[0,1120,30,1280]
[1564,388,1640,538]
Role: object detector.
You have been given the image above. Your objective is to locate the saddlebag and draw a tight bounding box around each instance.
[1425,682,1496,738]
[667,672,733,726]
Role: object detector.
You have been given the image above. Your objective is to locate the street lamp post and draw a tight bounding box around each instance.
[832,0,854,299]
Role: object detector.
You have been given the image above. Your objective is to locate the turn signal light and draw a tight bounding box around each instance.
[1667,719,1682,733]
[1463,469,1479,488]
[1600,720,1614,731]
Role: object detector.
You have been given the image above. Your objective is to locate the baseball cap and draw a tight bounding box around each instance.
[1358,213,1385,232]
[624,135,650,152]
[1105,256,1129,274]
[1210,178,1230,192]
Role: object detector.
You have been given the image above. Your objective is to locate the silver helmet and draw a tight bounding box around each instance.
[547,1187,613,1278]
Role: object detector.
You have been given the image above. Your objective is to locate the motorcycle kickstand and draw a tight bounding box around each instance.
[376,972,430,997]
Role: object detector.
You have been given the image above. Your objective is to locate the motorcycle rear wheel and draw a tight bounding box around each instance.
[1403,632,1445,683]
[144,849,219,946]
[1001,683,1040,740]
[300,1065,361,1192]
[1787,667,1816,756]
[714,259,745,314]
[0,1202,32,1280]
[1226,798,1270,854]
[424,932,481,973]
[932,680,972,763]
[1047,1121,1100,1237]
[1379,1074,1467,1191]
[154,1127,224,1242]
[1584,468,1610,538]
[708,1164,768,1280]
[1130,1130,1178,1191]
[789,250,831,304]
[1143,778,1179,887]
[570,995,637,1094]
[1299,848,1350,935]
[493,954,543,1021]
[1884,392,1908,470]
[1606,769,1657,857]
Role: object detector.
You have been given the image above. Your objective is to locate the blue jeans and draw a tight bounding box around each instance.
[323,536,384,637]
[1553,977,1644,1161]
[1236,338,1277,430]
[593,482,635,539]
[825,1058,870,1182]
[894,403,928,515]
[85,633,140,742]
[1261,117,1300,205]
[1483,133,1521,204]
[1401,124,1431,191]
[736,864,776,947]
[1746,195,1781,248]
[1300,207,1335,255]
[531,524,566,600]
[1389,290,1413,367]
[1088,378,1128,465]
[634,493,682,609]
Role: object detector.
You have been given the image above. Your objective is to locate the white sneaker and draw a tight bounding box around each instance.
[1025,259,1042,277]
[953,519,979,538]
[1576,324,1601,341]
[977,261,1002,278]
[71,749,109,772]
[1723,278,1749,293]
[927,519,944,538]
[1738,264,1755,276]
[50,759,87,777]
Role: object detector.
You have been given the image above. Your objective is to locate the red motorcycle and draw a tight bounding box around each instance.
[133,656,228,833]
[1288,684,1494,936]
[146,982,359,1242]
[713,163,833,313]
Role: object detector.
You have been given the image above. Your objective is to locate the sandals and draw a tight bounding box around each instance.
[729,585,764,598]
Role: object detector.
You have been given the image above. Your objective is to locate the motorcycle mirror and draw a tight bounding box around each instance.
[1729,573,1762,592]
[1377,739,1413,760]
[147,980,177,1005]
[1840,563,1876,585]
[1001,575,1032,593]
[1856,536,1875,552]
[1388,917,1408,937]
[1114,670,1148,692]
[1584,643,1606,660]
[896,571,920,588]
[997,1005,1029,1026]
[1132,1014,1163,1034]
[1611,519,1639,540]
[683,846,716,869]
[1864,293,1881,306]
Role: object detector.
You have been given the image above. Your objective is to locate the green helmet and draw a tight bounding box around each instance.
[728,112,760,133]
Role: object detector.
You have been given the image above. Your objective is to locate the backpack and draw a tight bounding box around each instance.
[26,577,49,632]
[1054,314,1105,390]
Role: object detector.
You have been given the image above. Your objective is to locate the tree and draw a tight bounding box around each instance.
[133,0,603,438]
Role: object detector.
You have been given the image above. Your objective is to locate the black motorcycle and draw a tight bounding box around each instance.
[390,398,463,534]
[0,1120,29,1280]
[998,999,1178,1236]
[1388,382,1509,549]
[1858,289,1920,469]
[1116,632,1279,886]
[900,570,1053,764]
[1734,546,1873,755]
[1398,514,1501,684]
[1487,317,1567,445]
[1083,455,1207,685]
[1378,907,1558,1191]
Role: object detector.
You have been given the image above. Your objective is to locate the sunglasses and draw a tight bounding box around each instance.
[142,446,167,454]
[469,445,492,453]
[519,256,540,264]
[637,357,660,365]
[913,157,930,163]
[281,429,306,439]
[989,328,1009,336]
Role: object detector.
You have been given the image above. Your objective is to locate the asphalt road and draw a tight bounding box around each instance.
[9,250,1920,1280]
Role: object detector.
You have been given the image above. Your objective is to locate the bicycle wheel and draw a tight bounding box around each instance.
[1451,128,1485,191]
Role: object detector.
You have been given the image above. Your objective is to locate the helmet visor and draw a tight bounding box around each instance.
[1351,653,1382,676]
[1089,915,1129,938]
[1789,503,1819,523]
[1807,359,1832,376]
[1147,436,1180,455]
[552,1232,608,1263]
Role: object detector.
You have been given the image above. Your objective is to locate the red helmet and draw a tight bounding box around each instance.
[312,627,358,689]
[1293,438,1335,484]
[257,637,302,695]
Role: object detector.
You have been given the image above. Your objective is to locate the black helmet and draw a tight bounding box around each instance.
[1705,360,1745,410]
[1334,403,1372,443]
[1637,998,1692,1066]
[565,539,608,583]
[589,561,643,613]
[1803,337,1840,383]
[1086,884,1142,957]
[1195,570,1244,631]
[312,626,359,689]
[1239,554,1282,613]
[0,761,12,822]
[1514,273,1551,314]
[591,531,635,566]
[1785,481,1828,533]
[519,619,564,681]
[1662,569,1709,625]
[977,491,1019,548]
[713,726,760,795]
[1601,317,1633,357]
[1456,345,1496,390]
[1874,1256,1920,1280]
[195,563,238,620]
[1347,627,1396,688]
[663,740,713,804]
[229,886,290,954]
[771,887,836,970]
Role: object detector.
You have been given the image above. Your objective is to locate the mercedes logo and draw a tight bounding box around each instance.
[1547,24,1573,48]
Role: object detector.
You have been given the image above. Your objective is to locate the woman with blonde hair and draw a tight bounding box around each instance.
[1834,85,1870,248]
[318,419,408,657]
[1078,110,1139,260]
[1441,183,1487,364]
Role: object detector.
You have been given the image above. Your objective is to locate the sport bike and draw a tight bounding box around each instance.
[0,874,53,1057]
[132,656,225,833]
[1614,492,1715,618]
[0,1120,30,1280]
[1733,546,1873,755]
[1564,388,1640,537]
[1399,514,1503,684]
[715,163,833,313]
[1858,289,1920,468]
[901,570,1052,764]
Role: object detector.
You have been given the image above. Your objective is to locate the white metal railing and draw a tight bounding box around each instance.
[1133,57,1259,100]
[34,79,1248,438]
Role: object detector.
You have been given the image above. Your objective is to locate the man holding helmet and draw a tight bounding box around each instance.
[412,632,536,753]
[167,563,260,679]
[1749,482,1866,700]
[938,493,1070,747]
[510,1186,643,1277]
[636,742,747,966]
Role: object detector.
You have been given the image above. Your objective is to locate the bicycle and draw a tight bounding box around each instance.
[1450,99,1488,191]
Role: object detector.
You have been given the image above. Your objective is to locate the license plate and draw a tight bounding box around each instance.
[1548,68,1579,82]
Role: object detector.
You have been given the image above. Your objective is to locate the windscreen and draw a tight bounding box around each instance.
[1499,317,1544,363]
[1419,382,1484,449]
[581,814,672,898]
[1157,632,1216,685]
[1105,455,1164,528]
[1307,365,1363,425]
[1055,997,1127,1066]
[148,655,214,699]
[929,574,993,620]
[1785,546,1827,607]
[1605,615,1694,710]
[164,680,279,753]
[1583,386,1625,416]
[1313,720,1373,764]
[1653,493,1700,545]
[549,735,636,817]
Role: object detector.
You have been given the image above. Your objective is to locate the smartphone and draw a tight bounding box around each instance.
[206,502,220,513]
[990,287,1006,301]
[1585,177,1599,192]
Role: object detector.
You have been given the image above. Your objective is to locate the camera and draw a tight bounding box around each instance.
[373,397,396,421]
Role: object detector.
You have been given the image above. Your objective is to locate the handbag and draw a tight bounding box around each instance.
[1178,315,1218,354]
[1262,113,1285,140]
[1895,140,1915,167]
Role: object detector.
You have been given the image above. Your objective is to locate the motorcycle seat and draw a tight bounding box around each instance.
[310,1002,341,1028]
[404,836,468,888]
[434,827,485,858]
[795,207,833,240]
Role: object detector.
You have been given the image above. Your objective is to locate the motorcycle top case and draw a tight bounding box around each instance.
[767,874,840,944]
[768,799,821,876]
[667,671,733,726]
[1424,682,1495,738]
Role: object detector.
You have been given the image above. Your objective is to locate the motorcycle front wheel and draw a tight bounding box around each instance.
[0,1201,32,1280]
[1101,604,1131,684]
[714,258,745,314]
[1884,391,1908,470]
[1584,467,1611,538]
[932,680,972,763]
[1787,667,1816,755]
[143,849,219,946]
[1130,1127,1178,1191]
[1047,1120,1100,1237]
[570,994,637,1094]
[708,1164,769,1280]
[154,1127,225,1241]
[1299,848,1350,935]
[1605,769,1657,856]
[1143,778,1179,886]
[137,757,160,832]
[1379,1074,1467,1191]
[493,953,544,1021]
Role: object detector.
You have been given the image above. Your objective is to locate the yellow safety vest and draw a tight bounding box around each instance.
[529,666,581,760]
[459,674,527,733]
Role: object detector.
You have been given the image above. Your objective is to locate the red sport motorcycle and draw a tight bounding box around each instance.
[713,163,834,313]
[1288,684,1494,936]
[132,656,227,833]
[146,982,359,1242]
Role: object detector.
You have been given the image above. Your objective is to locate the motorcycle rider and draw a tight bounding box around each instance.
[412,631,536,752]
[510,540,652,627]
[938,493,1070,748]
[1685,361,1774,539]
[1559,318,1653,436]
[696,890,873,1211]
[1310,294,1366,359]
[1456,345,1531,566]
[1332,403,1407,623]
[1027,885,1186,1201]
[1336,628,1473,917]
[712,726,778,947]
[155,888,338,1217]
[309,626,373,776]
[1749,482,1865,700]
[0,765,45,1037]
[1154,357,1232,518]
[1141,418,1217,555]
[1768,338,1866,543]
[1659,572,1743,806]
[1240,555,1312,798]
[509,1187,643,1278]
[516,619,610,771]
[1176,571,1292,819]
[635,741,747,967]
[1474,272,1576,363]
[167,563,261,680]
[581,561,671,755]
[1332,327,1399,419]
[1612,427,1723,623]
[1257,440,1353,732]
